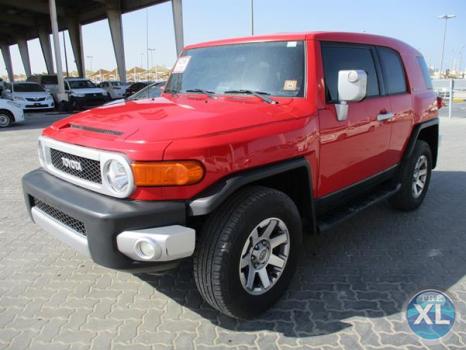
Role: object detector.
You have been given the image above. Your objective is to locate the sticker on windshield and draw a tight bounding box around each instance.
[173,56,191,73]
[287,41,297,47]
[283,80,298,91]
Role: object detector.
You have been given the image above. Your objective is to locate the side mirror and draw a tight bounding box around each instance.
[335,70,367,121]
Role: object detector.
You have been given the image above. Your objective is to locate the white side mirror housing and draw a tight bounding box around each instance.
[336,70,367,121]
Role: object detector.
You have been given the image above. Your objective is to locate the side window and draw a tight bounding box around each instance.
[417,56,433,90]
[321,43,380,103]
[377,47,407,94]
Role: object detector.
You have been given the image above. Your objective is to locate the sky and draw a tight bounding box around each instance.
[1,0,465,77]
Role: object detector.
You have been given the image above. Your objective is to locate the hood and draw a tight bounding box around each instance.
[70,87,106,95]
[48,95,306,144]
[12,91,51,99]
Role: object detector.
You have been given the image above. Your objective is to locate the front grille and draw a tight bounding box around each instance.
[26,97,45,102]
[33,198,86,236]
[50,148,102,183]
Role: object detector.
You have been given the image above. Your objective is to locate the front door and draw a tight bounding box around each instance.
[317,42,393,197]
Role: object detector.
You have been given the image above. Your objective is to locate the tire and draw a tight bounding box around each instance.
[390,140,432,211]
[0,110,13,128]
[193,186,302,319]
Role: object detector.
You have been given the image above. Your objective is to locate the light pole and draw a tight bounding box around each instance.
[86,55,93,74]
[438,14,455,77]
[148,48,156,80]
[250,0,254,36]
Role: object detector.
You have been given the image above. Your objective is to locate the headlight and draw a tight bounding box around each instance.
[46,95,53,100]
[37,139,46,167]
[13,96,25,101]
[103,159,130,193]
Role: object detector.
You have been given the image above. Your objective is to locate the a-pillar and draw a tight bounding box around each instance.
[1,45,14,82]
[172,0,184,55]
[106,0,126,83]
[39,30,55,74]
[17,39,32,78]
[67,16,85,77]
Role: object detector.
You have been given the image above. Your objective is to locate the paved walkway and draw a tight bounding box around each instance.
[0,114,465,349]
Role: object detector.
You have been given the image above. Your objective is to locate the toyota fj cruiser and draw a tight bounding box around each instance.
[22,32,440,319]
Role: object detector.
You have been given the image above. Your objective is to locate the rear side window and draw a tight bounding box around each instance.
[321,43,380,102]
[417,56,433,90]
[377,47,407,94]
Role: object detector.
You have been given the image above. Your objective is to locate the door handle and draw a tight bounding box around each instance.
[377,112,394,121]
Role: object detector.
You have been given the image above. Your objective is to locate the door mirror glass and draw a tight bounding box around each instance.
[336,70,367,121]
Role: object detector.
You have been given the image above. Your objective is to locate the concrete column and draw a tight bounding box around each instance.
[106,0,126,83]
[1,45,14,82]
[172,0,184,55]
[39,30,55,74]
[67,16,85,77]
[49,0,67,101]
[17,39,32,78]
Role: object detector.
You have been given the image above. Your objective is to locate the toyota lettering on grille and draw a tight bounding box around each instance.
[61,157,83,171]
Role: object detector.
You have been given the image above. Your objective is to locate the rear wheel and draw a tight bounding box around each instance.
[0,110,13,128]
[193,186,302,319]
[390,140,432,211]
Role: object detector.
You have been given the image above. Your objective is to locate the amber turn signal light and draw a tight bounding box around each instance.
[132,161,204,186]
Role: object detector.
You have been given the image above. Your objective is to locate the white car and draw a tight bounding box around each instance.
[2,82,55,111]
[65,78,108,108]
[99,81,126,99]
[0,98,25,128]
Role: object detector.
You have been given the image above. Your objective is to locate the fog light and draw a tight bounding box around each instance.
[134,239,160,260]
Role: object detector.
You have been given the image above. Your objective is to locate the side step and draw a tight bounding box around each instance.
[317,183,401,233]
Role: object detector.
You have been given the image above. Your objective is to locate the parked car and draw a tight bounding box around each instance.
[0,98,25,127]
[22,32,440,319]
[2,82,55,111]
[123,81,152,98]
[64,78,108,109]
[104,81,165,106]
[99,81,127,99]
[27,74,59,100]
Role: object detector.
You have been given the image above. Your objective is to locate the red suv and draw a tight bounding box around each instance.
[22,32,439,319]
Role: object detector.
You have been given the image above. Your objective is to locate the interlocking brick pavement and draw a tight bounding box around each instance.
[0,114,465,349]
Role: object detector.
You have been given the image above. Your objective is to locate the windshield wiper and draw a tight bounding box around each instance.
[185,88,216,97]
[224,89,277,104]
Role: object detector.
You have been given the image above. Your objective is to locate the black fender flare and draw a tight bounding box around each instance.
[188,158,316,230]
[402,118,439,168]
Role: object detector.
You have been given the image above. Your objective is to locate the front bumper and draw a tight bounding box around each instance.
[18,100,54,110]
[22,169,195,272]
[71,95,107,107]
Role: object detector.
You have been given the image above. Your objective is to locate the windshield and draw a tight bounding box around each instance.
[129,83,163,100]
[13,83,45,92]
[165,41,305,97]
[67,80,96,89]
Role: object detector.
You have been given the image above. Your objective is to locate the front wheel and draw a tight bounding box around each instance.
[390,140,432,211]
[193,186,302,319]
[0,110,13,128]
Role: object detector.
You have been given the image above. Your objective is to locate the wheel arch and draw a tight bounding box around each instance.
[188,158,317,233]
[0,108,15,122]
[403,118,439,169]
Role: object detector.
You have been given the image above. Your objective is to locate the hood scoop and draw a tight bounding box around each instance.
[69,123,123,136]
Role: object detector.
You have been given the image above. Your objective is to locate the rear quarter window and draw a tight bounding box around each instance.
[417,56,433,90]
[377,47,407,95]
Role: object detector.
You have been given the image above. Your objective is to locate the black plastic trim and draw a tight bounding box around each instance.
[402,118,439,168]
[188,158,315,219]
[22,169,187,271]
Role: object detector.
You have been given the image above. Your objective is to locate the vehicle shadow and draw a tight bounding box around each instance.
[140,170,465,337]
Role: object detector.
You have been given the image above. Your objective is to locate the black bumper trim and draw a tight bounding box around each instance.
[22,169,187,271]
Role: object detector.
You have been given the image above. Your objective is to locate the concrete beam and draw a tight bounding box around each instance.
[106,1,126,82]
[38,30,55,74]
[67,16,85,77]
[1,45,14,82]
[171,0,184,55]
[0,0,64,16]
[17,39,32,77]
